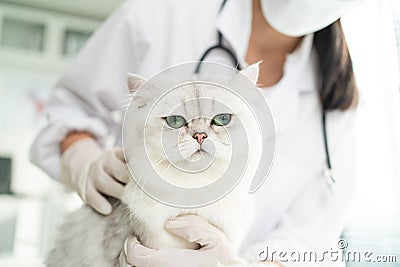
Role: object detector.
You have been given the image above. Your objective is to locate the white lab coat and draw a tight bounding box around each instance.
[30,0,356,266]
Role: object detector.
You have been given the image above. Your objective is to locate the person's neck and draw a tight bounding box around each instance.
[246,0,303,87]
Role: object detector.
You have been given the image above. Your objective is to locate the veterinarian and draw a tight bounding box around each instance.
[30,0,364,266]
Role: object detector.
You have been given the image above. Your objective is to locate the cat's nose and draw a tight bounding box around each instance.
[193,132,207,144]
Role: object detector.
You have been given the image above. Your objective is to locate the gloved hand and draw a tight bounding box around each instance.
[61,138,130,215]
[119,215,277,267]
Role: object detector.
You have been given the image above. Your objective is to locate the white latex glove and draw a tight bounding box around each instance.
[119,215,277,267]
[61,138,130,215]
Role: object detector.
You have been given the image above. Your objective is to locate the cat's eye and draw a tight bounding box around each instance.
[165,115,186,128]
[212,114,232,126]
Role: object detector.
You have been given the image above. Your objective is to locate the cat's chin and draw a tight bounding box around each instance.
[161,172,218,189]
[158,158,229,189]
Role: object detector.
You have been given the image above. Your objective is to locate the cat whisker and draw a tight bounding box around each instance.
[165,162,172,174]
[220,141,231,146]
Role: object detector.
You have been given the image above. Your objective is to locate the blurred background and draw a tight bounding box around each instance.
[0,0,399,266]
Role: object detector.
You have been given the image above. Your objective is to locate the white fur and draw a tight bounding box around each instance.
[46,65,261,266]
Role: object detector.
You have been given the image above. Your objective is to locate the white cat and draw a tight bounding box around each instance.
[46,64,262,267]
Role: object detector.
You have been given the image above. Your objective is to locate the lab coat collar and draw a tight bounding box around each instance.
[282,34,317,93]
[216,0,317,93]
[216,0,252,65]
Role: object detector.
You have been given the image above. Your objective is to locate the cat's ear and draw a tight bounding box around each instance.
[127,73,147,94]
[239,62,261,85]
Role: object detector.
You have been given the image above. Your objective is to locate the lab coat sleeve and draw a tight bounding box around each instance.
[30,0,146,180]
[242,110,356,267]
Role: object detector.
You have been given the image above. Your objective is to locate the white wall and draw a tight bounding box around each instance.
[0,2,101,195]
[0,3,102,265]
[342,0,400,233]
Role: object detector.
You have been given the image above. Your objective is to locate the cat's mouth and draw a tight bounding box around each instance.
[186,148,210,161]
[194,148,209,155]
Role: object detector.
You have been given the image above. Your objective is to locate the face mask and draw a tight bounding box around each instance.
[260,0,363,36]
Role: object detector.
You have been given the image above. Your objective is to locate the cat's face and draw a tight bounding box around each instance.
[125,65,262,189]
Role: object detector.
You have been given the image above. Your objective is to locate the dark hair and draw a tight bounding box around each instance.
[314,20,358,111]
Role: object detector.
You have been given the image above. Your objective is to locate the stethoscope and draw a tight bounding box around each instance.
[195,0,335,192]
